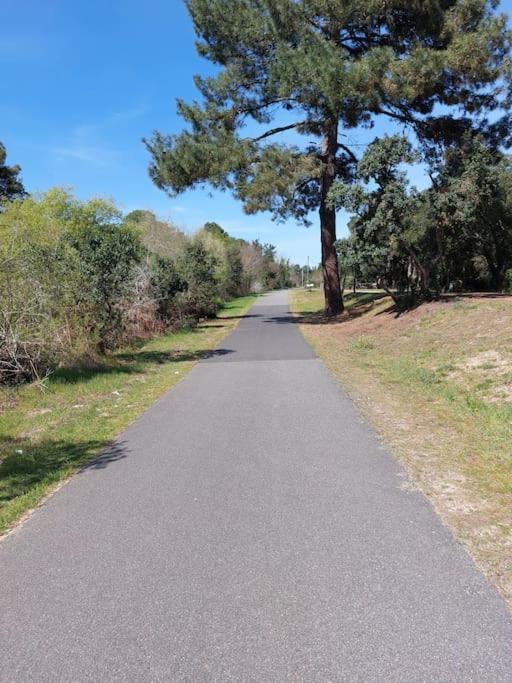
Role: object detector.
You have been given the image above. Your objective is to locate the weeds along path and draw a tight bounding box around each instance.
[1,290,511,680]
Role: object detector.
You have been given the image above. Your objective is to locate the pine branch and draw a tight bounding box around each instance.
[337,142,358,163]
[252,121,306,142]
[375,105,420,127]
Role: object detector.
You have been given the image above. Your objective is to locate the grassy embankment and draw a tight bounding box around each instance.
[291,288,512,606]
[0,295,257,535]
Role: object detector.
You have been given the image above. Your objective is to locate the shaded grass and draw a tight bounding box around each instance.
[0,295,257,534]
[293,289,388,320]
[291,289,512,605]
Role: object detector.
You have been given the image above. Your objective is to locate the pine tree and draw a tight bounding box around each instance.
[145,0,511,314]
[0,142,26,207]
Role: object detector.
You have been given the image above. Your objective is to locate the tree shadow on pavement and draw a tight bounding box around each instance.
[51,348,235,385]
[216,314,262,320]
[116,348,234,364]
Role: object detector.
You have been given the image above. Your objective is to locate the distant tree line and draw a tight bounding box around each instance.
[0,177,300,384]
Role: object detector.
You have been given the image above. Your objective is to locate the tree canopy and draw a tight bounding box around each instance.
[145,0,511,314]
[0,142,26,206]
[333,133,512,298]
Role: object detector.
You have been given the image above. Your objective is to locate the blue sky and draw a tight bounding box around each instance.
[2,0,511,265]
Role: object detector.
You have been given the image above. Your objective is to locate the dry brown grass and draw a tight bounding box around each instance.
[291,289,512,607]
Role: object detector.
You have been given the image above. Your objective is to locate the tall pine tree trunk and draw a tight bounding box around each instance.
[319,117,343,315]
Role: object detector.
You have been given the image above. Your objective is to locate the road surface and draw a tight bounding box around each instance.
[1,290,512,681]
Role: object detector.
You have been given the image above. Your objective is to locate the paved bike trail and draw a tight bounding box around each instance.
[1,290,511,681]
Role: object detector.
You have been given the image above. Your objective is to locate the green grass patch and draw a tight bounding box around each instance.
[0,295,257,534]
[217,295,258,318]
[351,335,375,351]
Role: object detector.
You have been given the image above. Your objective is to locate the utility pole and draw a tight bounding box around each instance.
[307,256,310,286]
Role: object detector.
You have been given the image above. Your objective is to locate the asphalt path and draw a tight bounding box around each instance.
[1,290,512,681]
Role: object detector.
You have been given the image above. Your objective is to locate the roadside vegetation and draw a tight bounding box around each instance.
[0,295,256,535]
[291,288,512,606]
[0,186,301,385]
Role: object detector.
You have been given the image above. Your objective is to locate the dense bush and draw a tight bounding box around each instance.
[149,255,187,324]
[505,269,512,295]
[0,190,142,381]
[0,189,299,384]
[66,210,142,351]
[176,240,220,320]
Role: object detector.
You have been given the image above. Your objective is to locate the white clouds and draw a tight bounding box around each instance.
[53,144,113,165]
[106,104,149,125]
[53,123,115,166]
[51,103,148,167]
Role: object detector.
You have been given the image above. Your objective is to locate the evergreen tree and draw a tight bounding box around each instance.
[424,136,512,291]
[145,0,511,314]
[333,134,512,297]
[331,135,424,295]
[203,221,230,239]
[0,142,26,206]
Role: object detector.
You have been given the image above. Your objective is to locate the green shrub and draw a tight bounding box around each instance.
[177,241,220,318]
[66,213,142,350]
[504,269,512,294]
[1,190,91,382]
[149,255,187,323]
[0,190,142,381]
